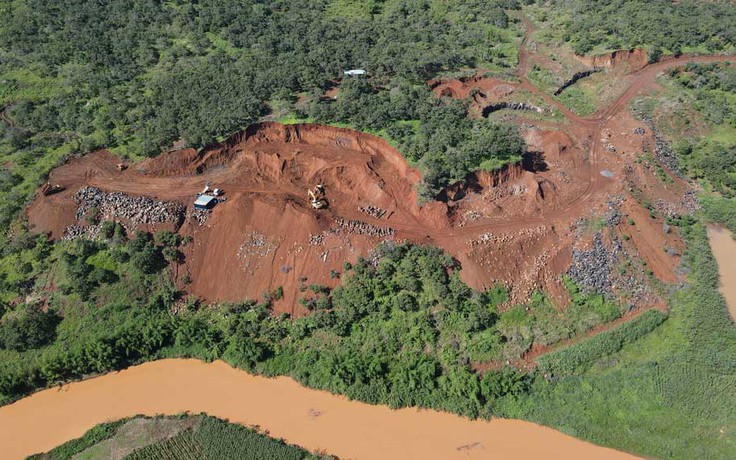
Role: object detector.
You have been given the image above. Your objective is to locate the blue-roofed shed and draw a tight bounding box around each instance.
[194,195,217,210]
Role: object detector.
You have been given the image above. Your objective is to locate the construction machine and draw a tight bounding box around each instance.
[308,184,327,209]
[41,182,65,196]
[116,163,127,171]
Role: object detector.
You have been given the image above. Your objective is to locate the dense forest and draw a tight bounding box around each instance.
[537,0,736,58]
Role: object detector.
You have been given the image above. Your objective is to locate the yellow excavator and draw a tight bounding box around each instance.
[308,184,327,209]
[41,182,65,196]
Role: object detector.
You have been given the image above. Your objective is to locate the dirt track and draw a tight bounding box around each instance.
[26,17,735,316]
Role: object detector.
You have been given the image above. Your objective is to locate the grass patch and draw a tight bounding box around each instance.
[555,86,596,117]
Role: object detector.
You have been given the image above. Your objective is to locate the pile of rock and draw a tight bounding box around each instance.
[467,232,513,248]
[187,208,211,227]
[358,205,387,219]
[680,190,700,214]
[554,68,601,96]
[62,225,100,241]
[308,233,325,246]
[482,101,545,117]
[605,195,624,226]
[568,233,618,298]
[655,198,678,220]
[333,217,395,238]
[237,231,279,259]
[654,190,700,220]
[74,187,184,227]
[237,231,280,273]
[637,113,683,178]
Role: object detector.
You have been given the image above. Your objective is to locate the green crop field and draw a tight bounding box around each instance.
[31,415,329,460]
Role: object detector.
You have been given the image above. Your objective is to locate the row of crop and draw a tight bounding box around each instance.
[126,429,202,460]
[536,309,667,376]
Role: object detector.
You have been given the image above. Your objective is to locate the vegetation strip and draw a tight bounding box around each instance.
[536,309,666,376]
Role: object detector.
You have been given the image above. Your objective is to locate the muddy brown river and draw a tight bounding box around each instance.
[707,226,736,322]
[0,359,636,459]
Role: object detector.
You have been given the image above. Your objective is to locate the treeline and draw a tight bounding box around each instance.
[306,78,526,200]
[0,226,184,397]
[538,0,735,58]
[669,63,736,128]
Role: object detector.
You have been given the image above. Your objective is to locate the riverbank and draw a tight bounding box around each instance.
[706,226,736,323]
[0,358,636,460]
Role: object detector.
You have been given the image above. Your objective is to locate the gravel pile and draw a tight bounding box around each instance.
[334,217,395,238]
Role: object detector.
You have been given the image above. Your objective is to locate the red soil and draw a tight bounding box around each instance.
[577,49,650,72]
[430,76,516,102]
[25,18,736,322]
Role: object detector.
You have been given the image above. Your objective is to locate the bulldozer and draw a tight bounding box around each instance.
[308,184,327,209]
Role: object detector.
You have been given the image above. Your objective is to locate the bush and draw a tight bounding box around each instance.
[0,303,60,351]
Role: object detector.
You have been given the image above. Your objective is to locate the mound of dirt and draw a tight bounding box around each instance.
[577,49,649,72]
[430,75,518,114]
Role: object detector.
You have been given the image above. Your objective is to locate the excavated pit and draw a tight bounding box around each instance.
[28,121,608,314]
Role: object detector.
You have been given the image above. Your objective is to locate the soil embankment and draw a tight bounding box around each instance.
[577,49,649,72]
[707,226,736,323]
[0,359,639,460]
